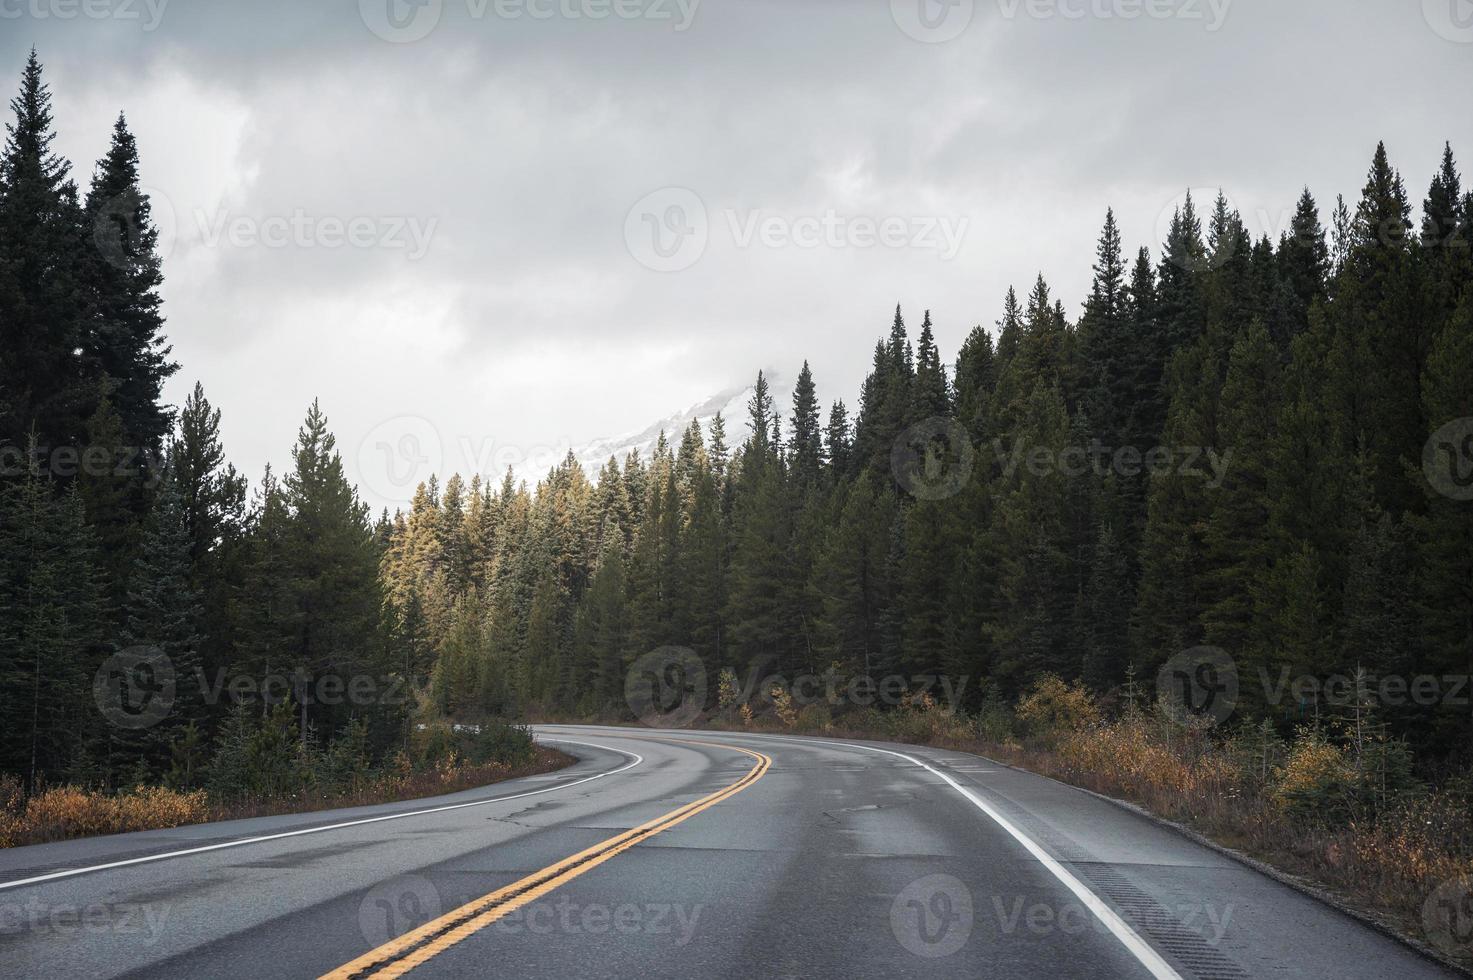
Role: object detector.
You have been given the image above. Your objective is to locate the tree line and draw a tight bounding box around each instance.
[383,154,1472,765]
[2,47,1471,798]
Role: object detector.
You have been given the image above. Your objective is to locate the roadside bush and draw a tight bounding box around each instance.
[110,786,210,831]
[1272,729,1358,821]
[0,815,18,848]
[770,684,798,727]
[975,690,1016,745]
[467,722,535,766]
[795,702,832,732]
[1055,713,1239,800]
[1015,675,1100,740]
[843,706,886,733]
[17,787,111,838]
[717,667,741,710]
[17,784,207,842]
[417,723,456,765]
[1271,723,1422,825]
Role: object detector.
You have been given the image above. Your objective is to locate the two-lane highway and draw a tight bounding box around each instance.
[0,726,1458,978]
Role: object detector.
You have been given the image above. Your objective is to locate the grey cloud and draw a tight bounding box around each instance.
[1,0,1468,509]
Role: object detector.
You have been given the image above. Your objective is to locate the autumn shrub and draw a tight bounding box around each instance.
[1015,674,1100,740]
[21,786,117,838]
[16,784,208,842]
[1345,793,1471,904]
[770,683,798,727]
[110,786,209,831]
[717,667,741,710]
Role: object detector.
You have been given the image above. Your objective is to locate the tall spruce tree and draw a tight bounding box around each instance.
[83,114,177,462]
[0,50,94,452]
[278,401,382,739]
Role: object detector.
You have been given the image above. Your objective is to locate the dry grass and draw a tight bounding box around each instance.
[0,781,209,846]
[0,747,572,848]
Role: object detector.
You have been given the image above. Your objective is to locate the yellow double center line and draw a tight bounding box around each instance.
[322,739,771,979]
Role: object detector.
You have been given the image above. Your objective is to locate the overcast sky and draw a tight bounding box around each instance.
[4,0,1471,510]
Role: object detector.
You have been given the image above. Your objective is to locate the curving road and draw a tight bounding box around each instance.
[0,726,1458,979]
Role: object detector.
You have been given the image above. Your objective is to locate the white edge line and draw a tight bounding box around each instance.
[0,738,641,893]
[598,728,1182,980]
[848,742,1183,980]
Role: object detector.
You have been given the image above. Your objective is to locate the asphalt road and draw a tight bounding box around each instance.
[0,725,1458,979]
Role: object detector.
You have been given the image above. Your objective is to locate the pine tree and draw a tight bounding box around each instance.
[1079,209,1131,447]
[390,587,434,691]
[953,325,996,441]
[1123,247,1167,450]
[438,473,469,595]
[852,307,915,476]
[1330,142,1427,516]
[522,571,565,705]
[725,455,799,675]
[173,382,247,676]
[1279,188,1329,340]
[1422,143,1465,250]
[707,412,730,487]
[1341,494,1415,737]
[83,113,177,458]
[1015,275,1069,392]
[278,401,382,740]
[675,419,707,507]
[746,371,776,460]
[825,401,852,479]
[912,311,950,419]
[1156,192,1207,355]
[789,361,823,489]
[0,50,95,451]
